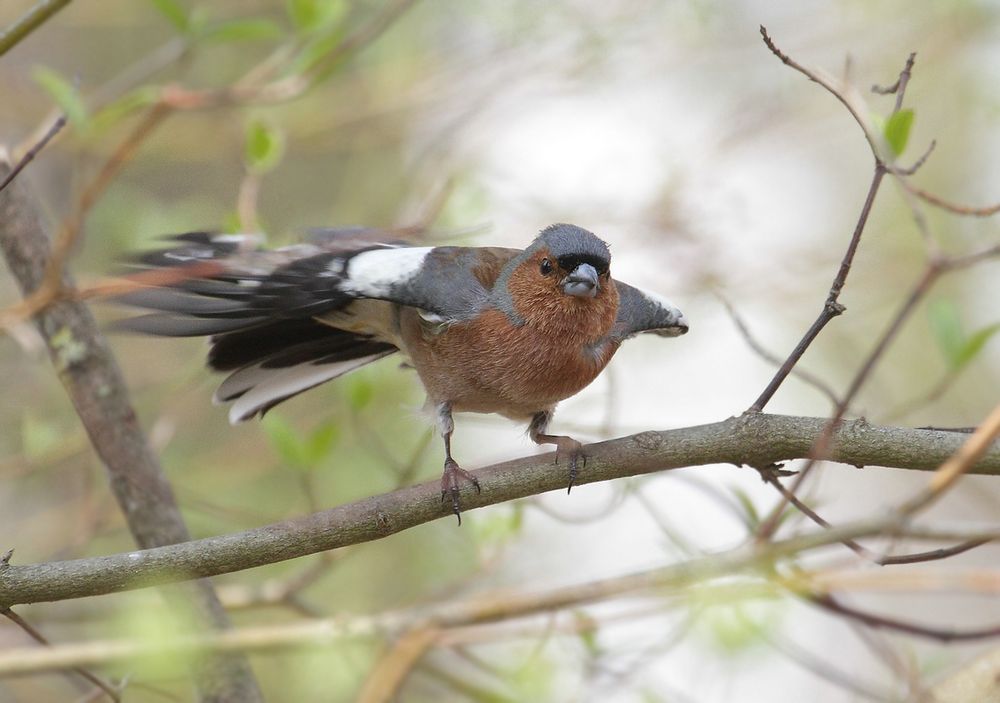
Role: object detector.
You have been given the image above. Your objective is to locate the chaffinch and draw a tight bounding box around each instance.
[119,223,688,519]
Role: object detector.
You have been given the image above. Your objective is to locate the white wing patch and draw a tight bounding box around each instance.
[340,247,433,298]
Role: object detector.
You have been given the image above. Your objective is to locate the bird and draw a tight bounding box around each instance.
[116,223,689,520]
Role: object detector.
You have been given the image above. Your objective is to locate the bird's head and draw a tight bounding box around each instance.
[499,224,619,338]
[519,223,613,298]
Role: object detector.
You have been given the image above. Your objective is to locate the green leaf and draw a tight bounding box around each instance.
[955,322,1000,370]
[204,18,283,43]
[33,67,87,127]
[305,424,339,464]
[287,0,347,33]
[244,118,285,174]
[884,108,914,157]
[149,0,190,32]
[90,86,160,134]
[347,377,374,411]
[262,414,308,468]
[928,298,966,369]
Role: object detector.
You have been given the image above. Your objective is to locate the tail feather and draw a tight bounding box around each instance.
[114,230,402,421]
[117,312,271,337]
[226,351,395,423]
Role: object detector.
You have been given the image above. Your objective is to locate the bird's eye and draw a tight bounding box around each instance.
[540,258,553,275]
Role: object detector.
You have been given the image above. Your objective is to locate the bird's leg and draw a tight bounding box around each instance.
[436,402,480,523]
[529,410,586,492]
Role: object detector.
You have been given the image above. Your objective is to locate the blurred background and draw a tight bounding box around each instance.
[1,0,999,701]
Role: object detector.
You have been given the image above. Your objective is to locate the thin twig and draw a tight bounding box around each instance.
[904,183,1000,216]
[759,469,991,565]
[720,297,838,406]
[356,627,440,703]
[0,0,73,57]
[810,594,1000,643]
[0,101,173,332]
[899,402,1000,516]
[160,0,420,110]
[0,116,67,196]
[750,31,916,412]
[2,607,121,701]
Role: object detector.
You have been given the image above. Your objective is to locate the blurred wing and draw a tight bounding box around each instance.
[611,281,688,341]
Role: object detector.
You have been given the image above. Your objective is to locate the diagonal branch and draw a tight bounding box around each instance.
[0,0,73,57]
[0,413,998,608]
[749,29,916,413]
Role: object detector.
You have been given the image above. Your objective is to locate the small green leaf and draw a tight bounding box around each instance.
[203,18,283,43]
[262,414,308,468]
[347,377,374,411]
[244,118,285,174]
[955,322,1000,370]
[928,298,966,369]
[90,86,160,134]
[287,0,346,33]
[33,67,87,127]
[884,108,914,157]
[149,0,190,32]
[305,423,339,464]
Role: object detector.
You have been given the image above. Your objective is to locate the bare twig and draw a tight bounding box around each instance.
[0,0,73,57]
[899,402,1000,516]
[904,183,1000,217]
[1,607,120,701]
[810,594,1000,643]
[0,116,66,196]
[160,0,419,110]
[356,627,440,703]
[750,29,916,413]
[721,297,838,406]
[0,101,173,333]
[759,469,990,565]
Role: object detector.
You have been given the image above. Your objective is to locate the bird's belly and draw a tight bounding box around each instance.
[400,309,617,418]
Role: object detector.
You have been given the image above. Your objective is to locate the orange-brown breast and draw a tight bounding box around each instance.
[399,260,621,419]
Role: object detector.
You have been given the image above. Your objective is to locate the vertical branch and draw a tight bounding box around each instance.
[0,155,262,702]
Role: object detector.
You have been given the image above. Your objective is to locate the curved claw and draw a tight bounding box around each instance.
[551,438,585,493]
[440,459,481,525]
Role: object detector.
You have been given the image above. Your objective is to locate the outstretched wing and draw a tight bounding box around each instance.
[610,281,688,341]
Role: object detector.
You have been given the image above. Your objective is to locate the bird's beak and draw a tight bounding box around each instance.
[562,263,599,298]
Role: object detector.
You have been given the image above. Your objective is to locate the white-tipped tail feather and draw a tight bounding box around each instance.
[225,352,393,424]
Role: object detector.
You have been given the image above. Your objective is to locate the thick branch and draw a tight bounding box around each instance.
[1,413,997,608]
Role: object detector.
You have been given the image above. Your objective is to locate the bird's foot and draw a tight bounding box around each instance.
[552,438,586,493]
[440,458,481,525]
